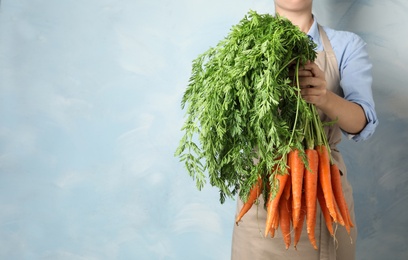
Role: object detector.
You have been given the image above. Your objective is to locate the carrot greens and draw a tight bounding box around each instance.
[175,11,317,203]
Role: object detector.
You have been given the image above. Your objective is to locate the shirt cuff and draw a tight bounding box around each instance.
[346,102,379,142]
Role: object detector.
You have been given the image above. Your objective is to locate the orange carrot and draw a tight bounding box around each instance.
[289,149,305,229]
[316,145,337,222]
[346,206,354,228]
[330,164,351,233]
[269,224,276,238]
[294,194,307,249]
[334,199,345,226]
[273,208,280,230]
[304,148,319,250]
[235,176,262,225]
[264,172,289,237]
[283,174,292,201]
[279,195,292,249]
[269,210,279,238]
[317,182,334,236]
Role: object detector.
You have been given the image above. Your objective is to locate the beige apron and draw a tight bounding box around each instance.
[231,25,357,260]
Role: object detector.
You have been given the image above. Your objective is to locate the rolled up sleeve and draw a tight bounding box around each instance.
[348,101,379,141]
[337,32,379,141]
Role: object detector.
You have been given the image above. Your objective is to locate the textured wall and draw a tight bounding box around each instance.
[0,0,407,259]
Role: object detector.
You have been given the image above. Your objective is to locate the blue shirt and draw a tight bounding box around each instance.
[307,18,378,142]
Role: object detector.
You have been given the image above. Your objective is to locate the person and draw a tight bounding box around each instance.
[231,0,378,259]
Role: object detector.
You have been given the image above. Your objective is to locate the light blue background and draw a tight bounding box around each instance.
[1,0,407,259]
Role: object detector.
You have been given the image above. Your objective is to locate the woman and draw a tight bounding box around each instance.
[231,1,378,259]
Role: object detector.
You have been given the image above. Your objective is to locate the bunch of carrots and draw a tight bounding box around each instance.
[235,104,354,250]
[176,11,354,250]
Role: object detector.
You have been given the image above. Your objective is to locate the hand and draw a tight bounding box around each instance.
[294,61,328,108]
[290,61,368,134]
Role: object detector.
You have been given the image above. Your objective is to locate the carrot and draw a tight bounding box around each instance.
[264,172,289,237]
[279,195,292,249]
[266,196,280,238]
[294,194,307,249]
[235,176,262,225]
[283,174,292,201]
[269,224,276,238]
[269,210,279,238]
[289,149,305,228]
[266,193,279,238]
[304,148,319,250]
[272,208,280,230]
[316,145,337,222]
[317,182,334,236]
[330,163,351,234]
[334,199,345,226]
[346,206,354,228]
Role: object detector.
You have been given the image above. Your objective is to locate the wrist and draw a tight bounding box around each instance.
[315,90,334,115]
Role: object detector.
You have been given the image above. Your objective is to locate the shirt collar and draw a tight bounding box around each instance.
[307,15,323,51]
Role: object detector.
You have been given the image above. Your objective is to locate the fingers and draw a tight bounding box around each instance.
[300,87,328,104]
[289,60,326,86]
[288,61,312,78]
[294,61,325,86]
[286,60,328,105]
[296,69,313,77]
[299,77,328,105]
[300,61,324,78]
[297,76,323,89]
[297,62,327,105]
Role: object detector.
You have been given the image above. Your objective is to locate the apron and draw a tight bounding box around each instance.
[231,25,357,260]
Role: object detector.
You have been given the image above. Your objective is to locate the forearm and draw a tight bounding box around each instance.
[317,91,367,134]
